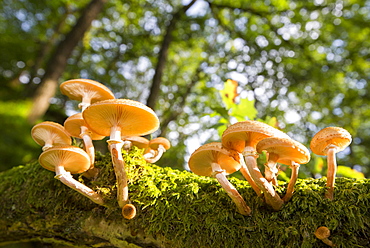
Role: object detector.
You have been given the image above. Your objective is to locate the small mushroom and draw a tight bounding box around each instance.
[60,78,115,111]
[314,226,335,247]
[64,113,105,168]
[143,137,171,163]
[31,121,72,151]
[121,136,150,151]
[188,142,251,215]
[222,120,290,210]
[122,203,137,220]
[83,99,159,218]
[310,127,352,200]
[256,137,310,202]
[38,145,104,206]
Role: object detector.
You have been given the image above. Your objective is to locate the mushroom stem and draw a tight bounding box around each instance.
[143,145,165,163]
[238,153,262,196]
[80,128,100,179]
[78,97,91,111]
[264,153,279,186]
[108,125,129,208]
[54,165,104,206]
[282,162,300,202]
[242,147,283,211]
[211,162,251,216]
[80,126,95,167]
[325,146,338,200]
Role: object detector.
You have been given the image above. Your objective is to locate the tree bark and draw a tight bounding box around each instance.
[1,150,369,248]
[145,0,197,110]
[27,0,108,124]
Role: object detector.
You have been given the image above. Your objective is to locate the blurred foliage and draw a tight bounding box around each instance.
[0,101,40,171]
[0,0,369,178]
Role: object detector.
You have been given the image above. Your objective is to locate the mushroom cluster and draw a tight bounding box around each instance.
[189,120,352,213]
[31,79,170,219]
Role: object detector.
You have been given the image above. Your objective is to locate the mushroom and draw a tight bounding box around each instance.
[221,120,290,211]
[31,121,72,151]
[121,136,150,151]
[82,99,159,217]
[188,142,251,215]
[60,78,115,111]
[122,203,137,220]
[64,113,105,168]
[310,127,352,200]
[38,145,104,206]
[143,137,171,163]
[314,226,335,247]
[256,137,310,202]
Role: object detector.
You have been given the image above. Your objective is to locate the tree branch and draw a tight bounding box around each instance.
[145,0,197,110]
[1,149,370,247]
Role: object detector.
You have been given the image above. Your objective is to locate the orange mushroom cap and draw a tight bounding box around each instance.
[148,137,171,150]
[310,127,352,156]
[256,137,310,165]
[64,113,105,140]
[38,145,91,174]
[188,142,241,177]
[60,79,115,104]
[121,136,150,149]
[82,99,159,137]
[315,226,331,240]
[31,121,72,148]
[221,120,290,153]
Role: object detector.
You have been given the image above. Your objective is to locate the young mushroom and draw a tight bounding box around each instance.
[314,226,335,247]
[221,120,291,211]
[64,113,105,169]
[121,136,150,151]
[38,145,104,206]
[310,127,352,200]
[31,121,72,151]
[60,78,115,111]
[188,142,251,216]
[82,99,159,218]
[143,137,171,163]
[256,137,310,202]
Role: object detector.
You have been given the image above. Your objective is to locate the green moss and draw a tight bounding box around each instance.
[1,147,370,247]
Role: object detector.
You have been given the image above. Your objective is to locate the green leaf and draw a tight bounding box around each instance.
[209,106,230,121]
[337,166,365,179]
[231,98,258,121]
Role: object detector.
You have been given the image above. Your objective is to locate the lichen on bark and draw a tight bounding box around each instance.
[0,148,369,247]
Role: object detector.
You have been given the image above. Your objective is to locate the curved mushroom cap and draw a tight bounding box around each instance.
[31,121,72,148]
[60,79,115,104]
[188,142,241,177]
[64,113,105,140]
[83,99,159,137]
[314,226,331,240]
[221,120,290,152]
[256,137,310,165]
[149,137,171,150]
[310,127,352,156]
[38,146,90,174]
[122,136,149,149]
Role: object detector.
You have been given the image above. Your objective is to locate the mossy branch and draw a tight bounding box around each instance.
[0,149,369,247]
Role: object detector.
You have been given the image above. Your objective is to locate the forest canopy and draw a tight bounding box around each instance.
[0,0,369,179]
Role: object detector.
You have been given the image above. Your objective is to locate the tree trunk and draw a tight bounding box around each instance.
[1,150,369,248]
[145,0,197,110]
[27,0,107,124]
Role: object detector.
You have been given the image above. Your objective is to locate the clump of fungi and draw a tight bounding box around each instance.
[31,79,170,220]
[31,78,353,233]
[189,120,351,212]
